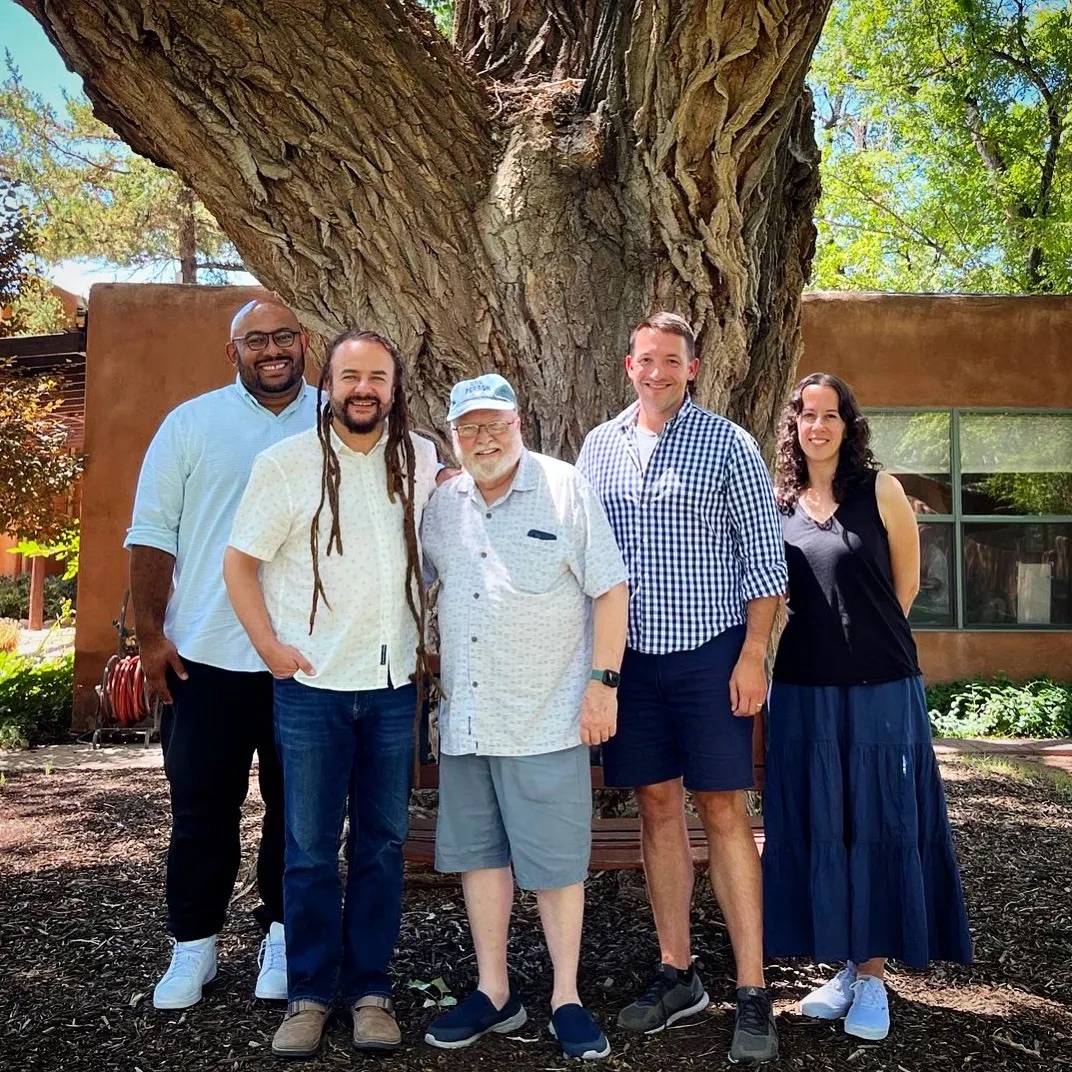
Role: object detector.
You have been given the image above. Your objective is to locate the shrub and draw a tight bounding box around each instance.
[927,677,1072,740]
[0,651,74,749]
[0,618,18,653]
[0,574,77,621]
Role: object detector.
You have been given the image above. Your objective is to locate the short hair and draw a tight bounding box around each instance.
[629,312,696,359]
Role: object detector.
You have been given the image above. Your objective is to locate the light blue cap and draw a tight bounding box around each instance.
[447,373,518,423]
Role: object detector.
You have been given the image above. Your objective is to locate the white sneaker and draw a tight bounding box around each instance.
[153,936,218,1010]
[799,963,857,1020]
[255,921,288,1000]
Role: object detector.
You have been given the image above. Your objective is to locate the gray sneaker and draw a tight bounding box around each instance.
[617,964,710,1034]
[728,986,779,1064]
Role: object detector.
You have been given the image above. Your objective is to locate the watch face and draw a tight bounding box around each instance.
[603,669,621,688]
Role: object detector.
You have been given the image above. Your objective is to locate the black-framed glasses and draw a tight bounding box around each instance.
[453,418,518,439]
[232,328,302,351]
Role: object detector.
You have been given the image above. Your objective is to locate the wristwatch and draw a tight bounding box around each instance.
[589,669,621,688]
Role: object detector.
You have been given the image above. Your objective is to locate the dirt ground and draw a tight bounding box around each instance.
[1,758,1070,1072]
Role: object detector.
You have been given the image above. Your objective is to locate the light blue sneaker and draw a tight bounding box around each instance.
[844,975,889,1040]
[799,964,856,1020]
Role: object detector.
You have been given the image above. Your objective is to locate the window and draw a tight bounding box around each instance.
[868,409,1072,630]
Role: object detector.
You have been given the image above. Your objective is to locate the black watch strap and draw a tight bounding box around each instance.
[589,668,621,688]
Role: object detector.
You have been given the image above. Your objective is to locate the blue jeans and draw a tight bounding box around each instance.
[273,677,415,1005]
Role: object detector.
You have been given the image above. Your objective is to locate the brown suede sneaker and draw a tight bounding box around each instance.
[272,1000,331,1059]
[352,994,402,1052]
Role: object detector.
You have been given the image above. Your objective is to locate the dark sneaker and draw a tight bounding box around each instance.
[728,986,779,1065]
[549,1004,611,1060]
[424,987,527,1049]
[617,964,710,1034]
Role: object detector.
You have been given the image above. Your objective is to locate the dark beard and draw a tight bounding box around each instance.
[238,354,305,395]
[330,394,388,434]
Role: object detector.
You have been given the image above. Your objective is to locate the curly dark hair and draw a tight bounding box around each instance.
[774,372,878,512]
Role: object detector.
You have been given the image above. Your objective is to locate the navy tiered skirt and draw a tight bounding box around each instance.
[762,675,972,967]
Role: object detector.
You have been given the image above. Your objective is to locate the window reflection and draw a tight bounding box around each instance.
[961,413,1072,516]
[912,522,955,628]
[963,523,1071,627]
[868,412,952,513]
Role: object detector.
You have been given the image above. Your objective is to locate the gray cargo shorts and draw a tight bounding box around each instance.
[435,744,592,890]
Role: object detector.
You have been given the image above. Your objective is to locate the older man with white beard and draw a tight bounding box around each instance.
[420,374,628,1062]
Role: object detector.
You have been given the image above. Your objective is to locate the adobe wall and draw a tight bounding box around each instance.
[800,292,1072,683]
[73,284,270,725]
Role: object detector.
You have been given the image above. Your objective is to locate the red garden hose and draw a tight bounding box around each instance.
[100,654,153,727]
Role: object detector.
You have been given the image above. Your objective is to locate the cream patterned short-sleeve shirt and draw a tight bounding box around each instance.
[229,425,439,692]
[421,449,627,757]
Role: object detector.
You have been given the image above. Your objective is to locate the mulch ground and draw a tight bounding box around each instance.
[1,760,1070,1072]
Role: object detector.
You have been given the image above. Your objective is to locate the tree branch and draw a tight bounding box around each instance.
[15,0,495,336]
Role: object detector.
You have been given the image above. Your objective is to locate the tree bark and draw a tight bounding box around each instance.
[177,184,197,284]
[19,0,830,457]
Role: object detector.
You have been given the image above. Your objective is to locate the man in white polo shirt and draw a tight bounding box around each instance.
[126,298,315,1010]
[224,329,439,1059]
[420,374,628,1061]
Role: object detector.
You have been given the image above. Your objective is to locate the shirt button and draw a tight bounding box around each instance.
[485,512,492,519]
[473,592,480,599]
[471,636,478,643]
[472,681,478,688]
[480,552,487,559]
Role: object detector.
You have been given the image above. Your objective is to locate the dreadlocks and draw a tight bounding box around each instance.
[308,329,433,707]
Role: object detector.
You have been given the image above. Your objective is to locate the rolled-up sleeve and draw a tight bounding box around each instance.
[725,434,788,602]
[228,453,293,563]
[124,412,187,555]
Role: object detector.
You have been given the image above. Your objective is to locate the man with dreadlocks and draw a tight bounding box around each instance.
[127,296,314,1012]
[224,329,438,1060]
[420,374,628,1061]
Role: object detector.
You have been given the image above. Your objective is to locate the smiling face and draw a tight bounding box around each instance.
[796,383,847,464]
[226,300,307,405]
[328,338,395,435]
[452,407,523,485]
[625,327,700,418]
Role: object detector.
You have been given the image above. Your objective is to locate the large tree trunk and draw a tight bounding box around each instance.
[19,0,829,457]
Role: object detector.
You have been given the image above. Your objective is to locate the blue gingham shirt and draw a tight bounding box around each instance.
[576,397,787,654]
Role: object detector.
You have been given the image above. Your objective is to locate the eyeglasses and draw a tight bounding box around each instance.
[453,418,518,439]
[232,329,302,351]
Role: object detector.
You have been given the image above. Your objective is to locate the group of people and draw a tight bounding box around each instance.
[126,299,971,1066]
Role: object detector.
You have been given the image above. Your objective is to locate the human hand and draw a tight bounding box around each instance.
[580,682,617,745]
[729,650,767,717]
[138,634,187,704]
[435,467,462,486]
[262,640,316,679]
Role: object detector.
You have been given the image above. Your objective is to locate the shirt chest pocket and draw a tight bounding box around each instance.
[508,532,568,595]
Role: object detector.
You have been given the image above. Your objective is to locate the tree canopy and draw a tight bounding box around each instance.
[811,0,1072,293]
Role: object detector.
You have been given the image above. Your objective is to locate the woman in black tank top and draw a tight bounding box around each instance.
[762,374,971,1044]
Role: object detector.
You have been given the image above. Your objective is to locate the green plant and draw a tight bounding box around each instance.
[0,651,73,749]
[0,574,77,621]
[927,677,1072,740]
[0,618,17,653]
[9,522,80,580]
[407,977,457,1010]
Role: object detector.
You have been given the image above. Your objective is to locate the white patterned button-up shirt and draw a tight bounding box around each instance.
[577,396,787,654]
[228,425,439,692]
[422,450,627,757]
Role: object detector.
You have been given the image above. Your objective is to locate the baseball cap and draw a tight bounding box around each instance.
[446,373,518,423]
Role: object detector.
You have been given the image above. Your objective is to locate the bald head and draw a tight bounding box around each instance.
[226,298,308,412]
[230,298,301,339]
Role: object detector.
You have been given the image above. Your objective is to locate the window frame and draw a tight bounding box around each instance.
[865,406,1072,632]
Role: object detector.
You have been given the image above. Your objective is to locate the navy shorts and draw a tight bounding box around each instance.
[602,625,755,792]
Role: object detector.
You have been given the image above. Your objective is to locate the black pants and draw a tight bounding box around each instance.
[161,660,284,941]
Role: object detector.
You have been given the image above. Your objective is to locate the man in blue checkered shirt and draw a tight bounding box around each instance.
[576,312,787,1065]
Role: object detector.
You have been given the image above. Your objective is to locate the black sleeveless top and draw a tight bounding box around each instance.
[772,470,920,687]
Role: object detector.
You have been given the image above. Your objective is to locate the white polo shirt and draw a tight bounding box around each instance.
[421,450,627,757]
[228,425,439,691]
